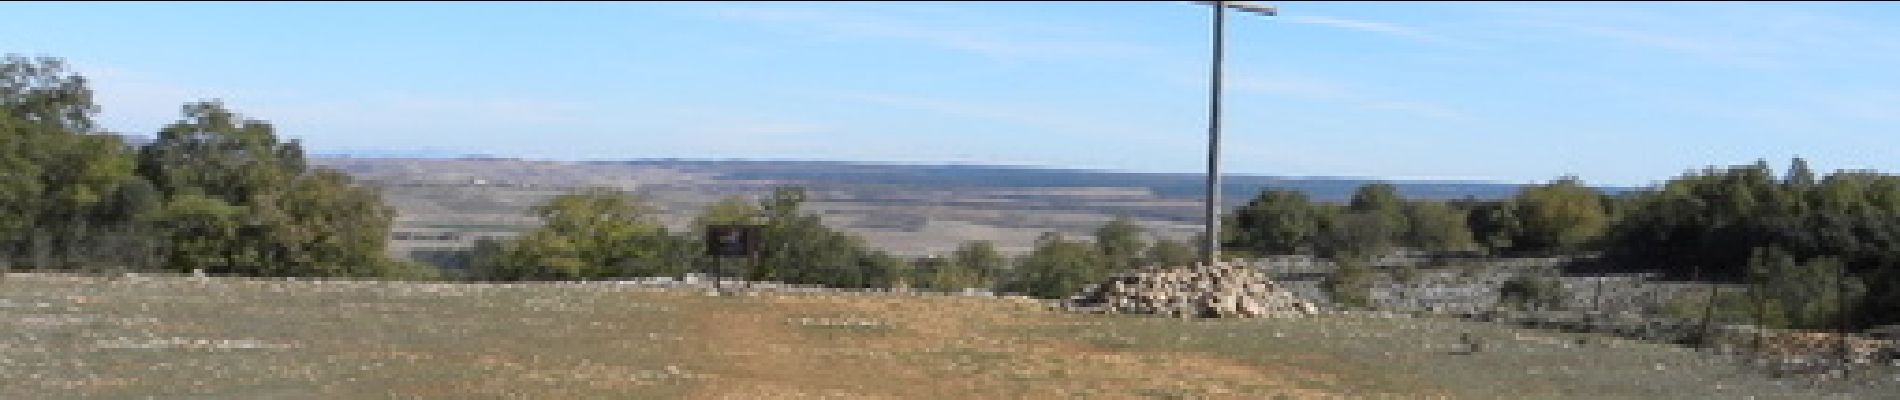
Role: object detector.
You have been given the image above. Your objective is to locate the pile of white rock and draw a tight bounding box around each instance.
[1065,262,1317,318]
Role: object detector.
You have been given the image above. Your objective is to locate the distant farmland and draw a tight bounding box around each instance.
[317,157,1578,258]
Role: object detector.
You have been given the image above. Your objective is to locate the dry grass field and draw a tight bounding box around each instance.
[1,273,1889,399]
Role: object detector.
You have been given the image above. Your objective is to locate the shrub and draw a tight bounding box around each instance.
[1498,273,1567,311]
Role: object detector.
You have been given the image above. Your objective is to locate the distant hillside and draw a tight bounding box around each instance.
[313,157,1623,258]
[614,159,1542,204]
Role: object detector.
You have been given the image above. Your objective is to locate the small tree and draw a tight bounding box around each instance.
[1747,247,1865,329]
[1094,217,1147,272]
[481,187,677,280]
[1511,176,1609,254]
[1402,201,1476,252]
[1001,232,1105,299]
[949,240,1007,289]
[1143,239,1198,268]
[1229,189,1319,255]
[1325,258,1375,309]
[1498,273,1567,311]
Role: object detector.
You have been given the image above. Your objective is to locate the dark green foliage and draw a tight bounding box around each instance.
[1463,200,1521,255]
[1743,247,1865,329]
[137,102,305,203]
[0,55,144,269]
[952,240,1007,284]
[1509,176,1609,255]
[1348,183,1410,249]
[1143,238,1198,268]
[1325,258,1374,309]
[910,240,1009,290]
[137,102,398,277]
[1002,232,1105,299]
[1,54,411,277]
[1228,184,1477,259]
[1313,207,1395,260]
[749,187,904,288]
[854,251,907,289]
[1228,190,1319,255]
[1498,271,1568,311]
[472,188,696,281]
[1094,217,1146,271]
[1603,158,1900,327]
[1402,201,1476,252]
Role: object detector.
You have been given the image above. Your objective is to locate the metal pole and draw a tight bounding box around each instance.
[1203,1,1225,266]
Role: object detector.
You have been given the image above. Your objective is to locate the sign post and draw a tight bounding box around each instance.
[705,224,764,291]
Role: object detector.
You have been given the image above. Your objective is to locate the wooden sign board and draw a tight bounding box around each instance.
[705,224,764,257]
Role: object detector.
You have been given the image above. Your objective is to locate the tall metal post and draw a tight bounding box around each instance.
[1203,2,1226,266]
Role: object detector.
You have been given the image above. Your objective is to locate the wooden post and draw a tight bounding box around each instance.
[1837,263,1850,366]
[1752,276,1766,354]
[1592,275,1606,313]
[1700,282,1719,350]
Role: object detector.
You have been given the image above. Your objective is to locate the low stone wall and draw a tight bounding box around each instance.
[1242,256,1721,316]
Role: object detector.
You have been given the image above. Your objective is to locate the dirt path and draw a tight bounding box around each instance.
[678,293,1347,399]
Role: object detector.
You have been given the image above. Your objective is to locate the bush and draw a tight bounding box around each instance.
[1498,273,1567,311]
[1325,258,1374,309]
[1661,286,1758,327]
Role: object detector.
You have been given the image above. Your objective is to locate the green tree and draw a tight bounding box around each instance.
[949,240,1007,288]
[131,101,402,277]
[1314,207,1394,261]
[1402,201,1476,252]
[1094,217,1146,271]
[498,188,674,280]
[1464,200,1521,255]
[1,55,141,269]
[1499,268,1568,311]
[746,186,896,288]
[1143,238,1198,267]
[1746,247,1865,329]
[1325,258,1374,309]
[856,251,908,289]
[151,194,243,273]
[1349,183,1409,241]
[251,170,400,277]
[1002,232,1105,299]
[911,256,974,291]
[693,194,761,232]
[1228,189,1318,255]
[1786,157,1816,188]
[464,238,511,281]
[1511,176,1608,254]
[138,101,304,204]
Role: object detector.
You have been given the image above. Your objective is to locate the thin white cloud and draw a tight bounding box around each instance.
[1283,15,1472,48]
[1478,3,1881,69]
[256,95,595,128]
[820,90,1156,138]
[702,6,1150,62]
[1531,19,1779,68]
[1228,73,1470,122]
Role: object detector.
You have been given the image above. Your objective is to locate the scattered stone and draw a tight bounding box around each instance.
[1064,262,1316,318]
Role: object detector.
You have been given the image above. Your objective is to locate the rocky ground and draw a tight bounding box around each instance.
[3,272,1894,399]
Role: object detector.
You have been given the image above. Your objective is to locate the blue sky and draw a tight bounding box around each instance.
[3,1,1898,186]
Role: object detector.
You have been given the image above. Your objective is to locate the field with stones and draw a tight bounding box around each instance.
[1,273,1888,399]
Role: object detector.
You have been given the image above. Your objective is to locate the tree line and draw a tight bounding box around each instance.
[2,55,429,278]
[1223,160,1900,329]
[460,184,1199,301]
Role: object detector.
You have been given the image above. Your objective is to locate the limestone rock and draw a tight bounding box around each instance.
[1065,262,1315,318]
